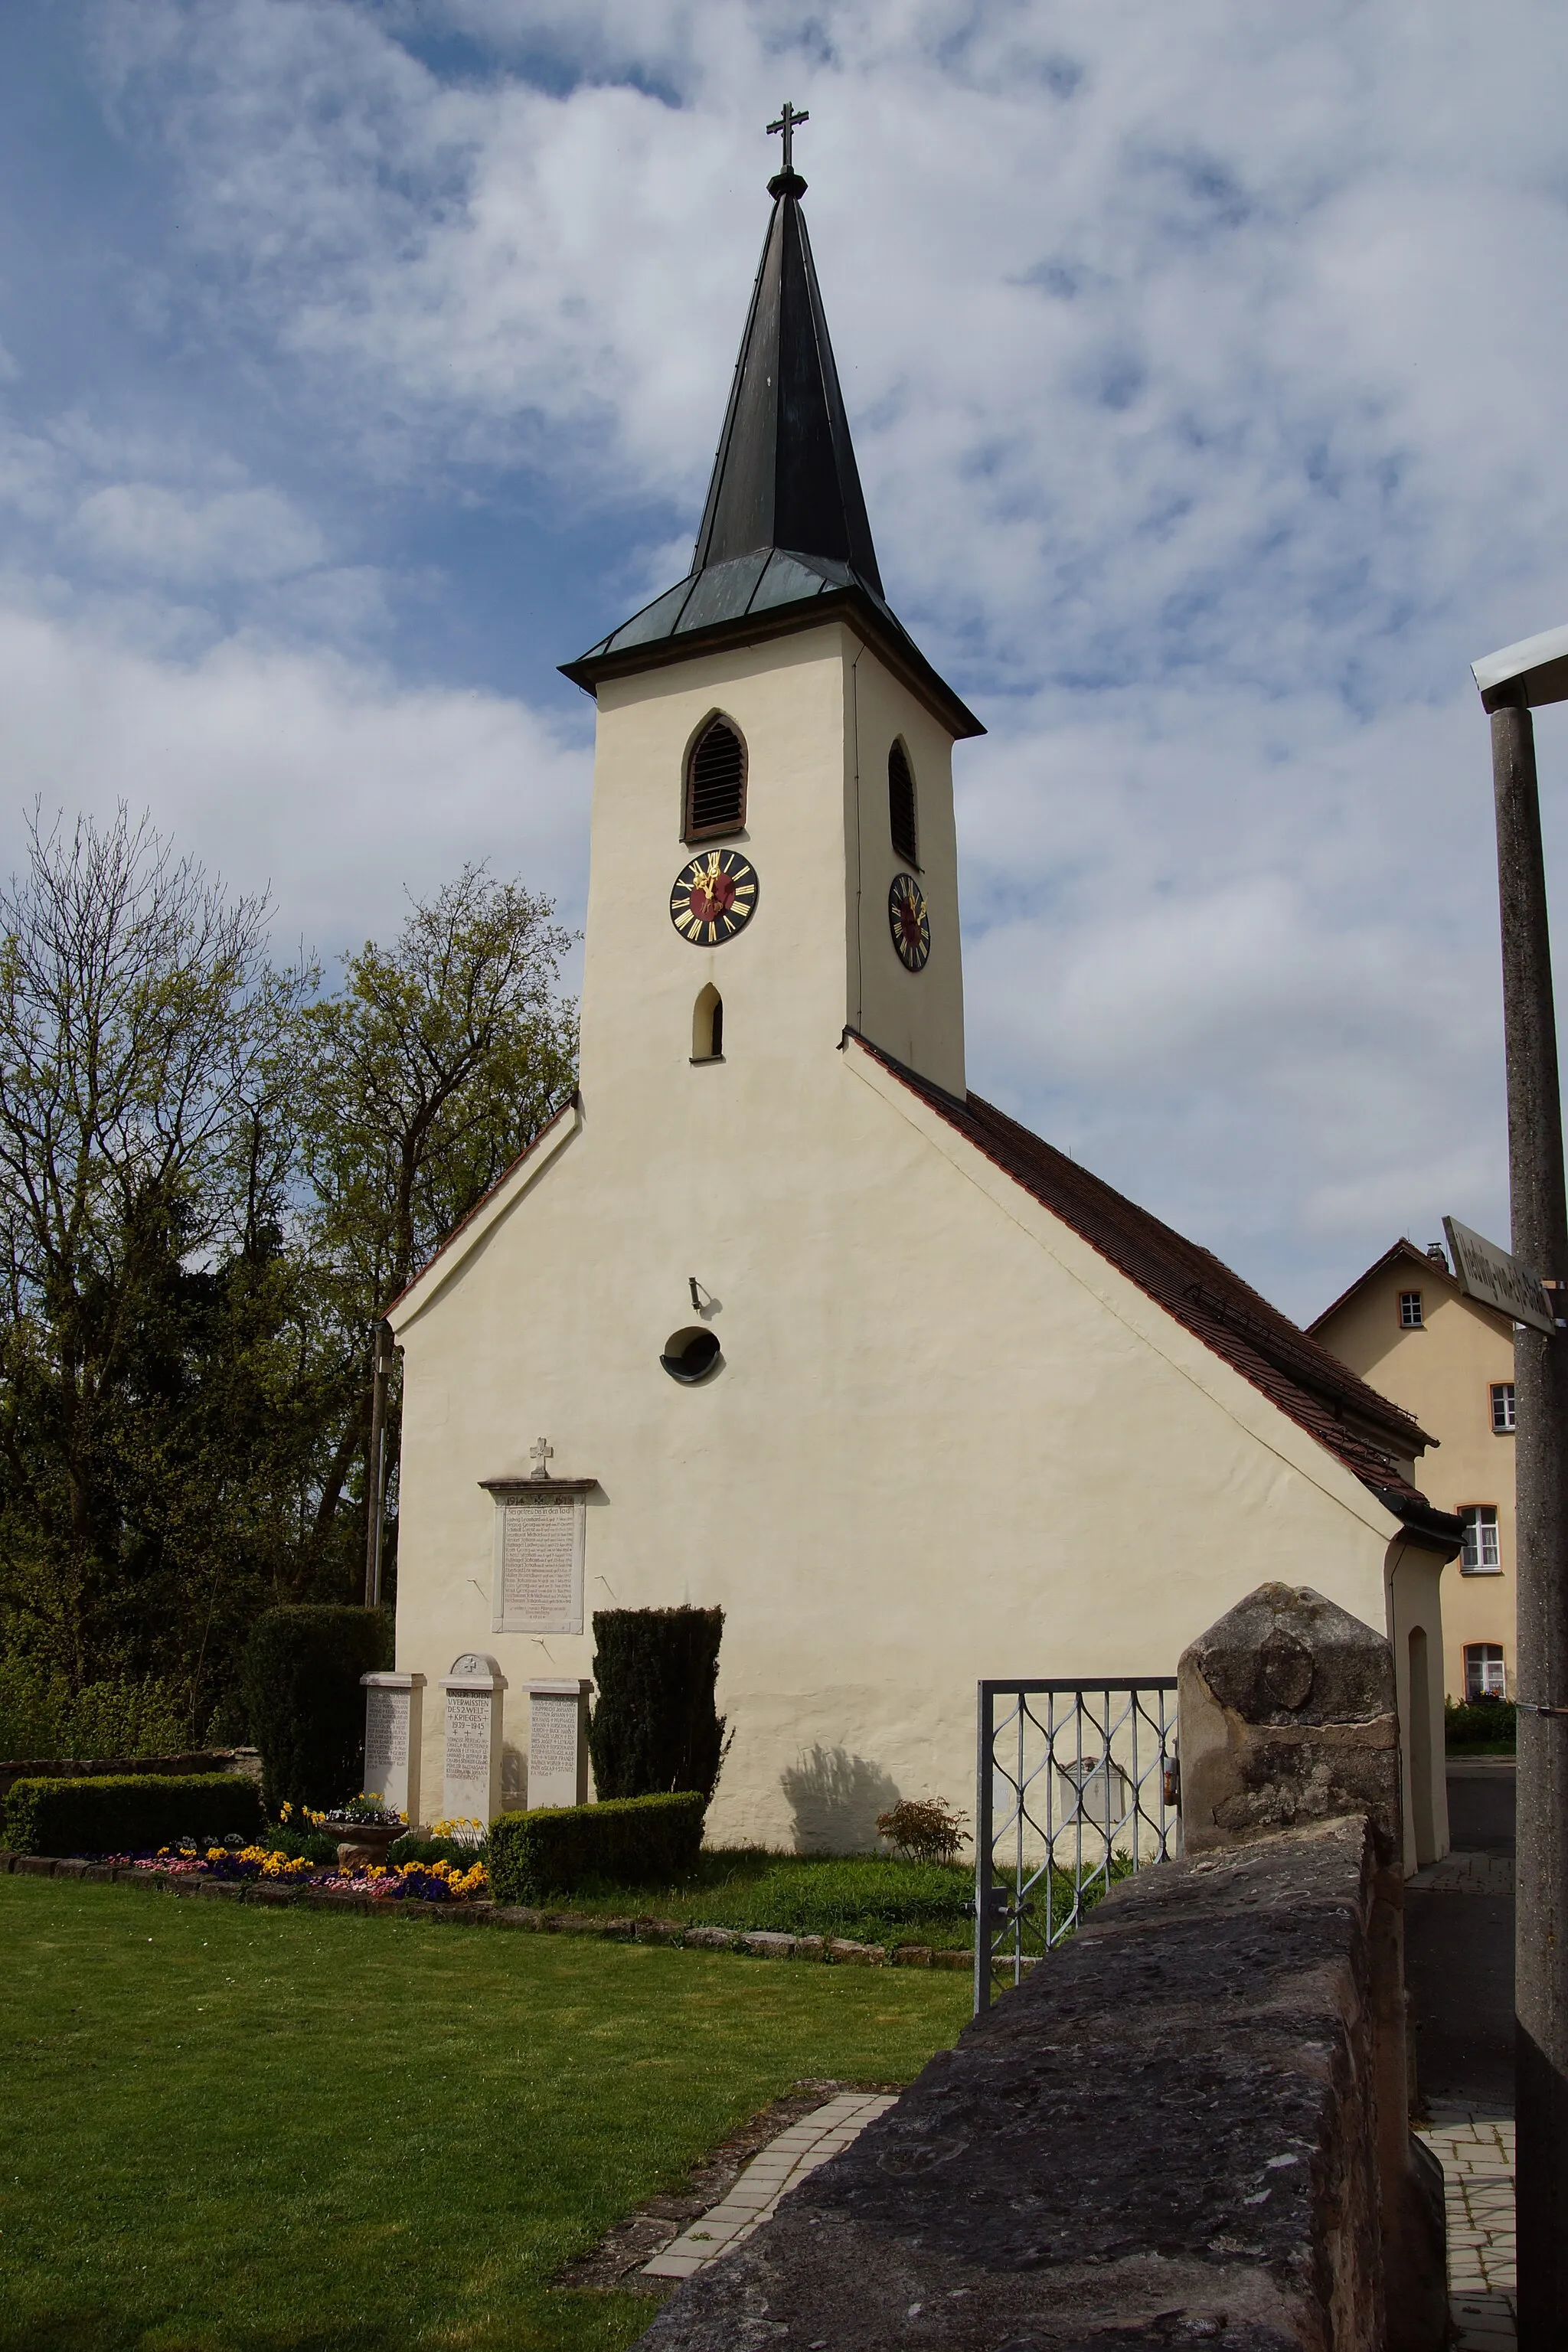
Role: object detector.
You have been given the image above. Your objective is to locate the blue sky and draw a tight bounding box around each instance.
[5,0,1568,1318]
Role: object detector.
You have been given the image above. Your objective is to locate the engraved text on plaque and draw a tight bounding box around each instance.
[492,1490,585,1634]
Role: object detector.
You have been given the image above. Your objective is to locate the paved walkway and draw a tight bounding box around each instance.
[1416,2112,1516,2350]
[1407,1849,1514,1896]
[642,2091,897,2281]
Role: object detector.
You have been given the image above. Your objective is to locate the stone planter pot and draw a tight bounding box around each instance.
[332,1821,403,1869]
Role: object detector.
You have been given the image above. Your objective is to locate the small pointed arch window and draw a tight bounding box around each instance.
[888,740,919,868]
[684,715,747,841]
[691,984,724,1062]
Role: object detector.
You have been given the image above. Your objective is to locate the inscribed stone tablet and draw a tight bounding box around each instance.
[496,1494,581,1632]
[365,1687,407,1785]
[531,1697,577,1779]
[446,1691,492,1785]
[528,1687,585,1810]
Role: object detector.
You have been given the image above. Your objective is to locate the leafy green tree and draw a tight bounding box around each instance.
[0,819,576,1731]
[0,808,313,1701]
[300,866,577,1590]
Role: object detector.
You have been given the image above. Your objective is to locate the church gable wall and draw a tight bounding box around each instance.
[393,1020,1399,1852]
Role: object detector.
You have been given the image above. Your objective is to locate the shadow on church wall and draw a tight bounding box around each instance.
[782,1744,900,1854]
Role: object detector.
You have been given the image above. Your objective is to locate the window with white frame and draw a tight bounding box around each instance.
[1460,1504,1501,1574]
[1491,1381,1517,1433]
[1399,1290,1423,1328]
[1464,1643,1507,1700]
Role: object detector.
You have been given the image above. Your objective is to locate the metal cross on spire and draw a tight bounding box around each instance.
[767,100,808,178]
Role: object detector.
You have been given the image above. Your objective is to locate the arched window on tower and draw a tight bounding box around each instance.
[685,716,747,841]
[888,740,919,867]
[692,984,724,1062]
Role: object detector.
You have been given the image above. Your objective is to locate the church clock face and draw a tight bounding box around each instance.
[888,872,931,971]
[670,849,759,946]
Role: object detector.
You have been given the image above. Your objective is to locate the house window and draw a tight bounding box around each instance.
[1399,1291,1423,1328]
[1464,1643,1507,1700]
[888,740,919,867]
[1491,1382,1517,1433]
[684,716,746,841]
[1459,1505,1501,1575]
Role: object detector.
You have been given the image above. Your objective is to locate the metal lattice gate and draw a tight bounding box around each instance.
[974,1678,1179,2012]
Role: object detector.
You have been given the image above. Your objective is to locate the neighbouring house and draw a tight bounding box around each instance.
[1311,1236,1516,1707]
[385,148,1461,1873]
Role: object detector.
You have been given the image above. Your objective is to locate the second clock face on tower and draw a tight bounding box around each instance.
[670,848,760,946]
[888,872,931,971]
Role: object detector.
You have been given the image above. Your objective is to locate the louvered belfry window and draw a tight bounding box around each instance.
[685,717,746,840]
[888,741,918,867]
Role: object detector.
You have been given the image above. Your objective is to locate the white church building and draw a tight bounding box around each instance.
[386,138,1458,1872]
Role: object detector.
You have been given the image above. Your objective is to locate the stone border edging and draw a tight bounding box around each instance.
[0,1851,982,1970]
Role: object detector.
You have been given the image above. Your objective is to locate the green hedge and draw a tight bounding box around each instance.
[1446,1697,1517,1751]
[488,1792,706,1904]
[586,1607,727,1802]
[3,1772,263,1857]
[240,1606,392,1813]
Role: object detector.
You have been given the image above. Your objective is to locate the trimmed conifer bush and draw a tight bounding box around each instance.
[3,1772,263,1857]
[240,1606,392,1813]
[488,1792,706,1903]
[585,1606,726,1802]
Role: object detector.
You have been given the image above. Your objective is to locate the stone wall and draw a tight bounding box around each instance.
[640,1818,1441,2352]
[639,1585,1448,2352]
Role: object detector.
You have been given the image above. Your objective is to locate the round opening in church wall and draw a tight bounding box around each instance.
[660,1327,723,1383]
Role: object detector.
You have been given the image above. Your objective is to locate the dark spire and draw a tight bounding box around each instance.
[561,116,982,741]
[690,165,884,597]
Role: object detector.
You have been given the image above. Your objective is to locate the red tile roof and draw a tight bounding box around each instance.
[855,1036,1450,1527]
[1306,1235,1469,1338]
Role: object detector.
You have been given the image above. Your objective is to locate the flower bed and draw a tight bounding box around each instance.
[103,1841,488,1903]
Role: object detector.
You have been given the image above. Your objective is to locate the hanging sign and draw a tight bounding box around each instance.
[1442,1216,1557,1335]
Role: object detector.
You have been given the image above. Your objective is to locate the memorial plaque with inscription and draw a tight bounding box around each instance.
[361,1672,423,1821]
[446,1692,490,1783]
[440,1655,505,1826]
[365,1687,405,1782]
[527,1681,589,1810]
[493,1491,583,1633]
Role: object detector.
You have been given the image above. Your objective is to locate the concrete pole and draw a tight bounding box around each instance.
[1489,690,1568,2342]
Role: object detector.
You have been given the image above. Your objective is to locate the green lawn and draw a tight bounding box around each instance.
[0,1877,968,2352]
[534,1849,976,1949]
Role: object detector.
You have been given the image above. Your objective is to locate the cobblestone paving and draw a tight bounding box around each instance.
[1406,1849,1514,1895]
[641,2091,897,2280]
[1416,2112,1515,2350]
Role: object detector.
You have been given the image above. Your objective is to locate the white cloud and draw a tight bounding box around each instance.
[47,0,1568,1315]
[0,590,591,967]
[74,482,327,586]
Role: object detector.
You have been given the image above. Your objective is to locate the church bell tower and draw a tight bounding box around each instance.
[560,113,983,1123]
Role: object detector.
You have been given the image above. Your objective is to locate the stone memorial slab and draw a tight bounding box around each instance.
[439,1652,507,1825]
[527,1679,593,1810]
[483,1476,593,1635]
[360,1671,424,1822]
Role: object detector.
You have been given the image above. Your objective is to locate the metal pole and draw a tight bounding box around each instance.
[362,1321,391,1611]
[1489,690,1568,2344]
[974,1683,993,2015]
